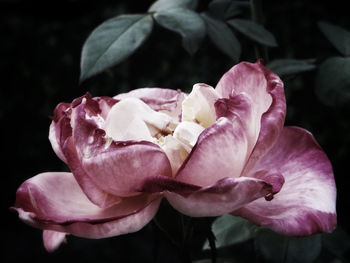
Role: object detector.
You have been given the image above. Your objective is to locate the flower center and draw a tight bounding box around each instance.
[103,84,220,176]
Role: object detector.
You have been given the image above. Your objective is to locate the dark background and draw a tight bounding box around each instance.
[2,0,350,262]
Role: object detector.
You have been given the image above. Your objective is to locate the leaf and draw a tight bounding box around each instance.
[255,229,322,263]
[322,227,350,262]
[266,58,316,76]
[201,12,241,62]
[227,18,277,47]
[154,7,206,55]
[315,56,350,107]
[149,0,198,12]
[203,214,257,250]
[318,21,350,56]
[80,14,153,82]
[208,0,245,19]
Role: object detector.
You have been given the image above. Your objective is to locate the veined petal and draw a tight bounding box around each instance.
[138,175,278,217]
[232,127,337,236]
[71,102,172,196]
[182,83,219,128]
[12,172,162,238]
[215,61,286,173]
[43,230,67,252]
[175,117,250,186]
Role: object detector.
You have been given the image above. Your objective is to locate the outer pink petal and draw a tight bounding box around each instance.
[70,102,172,197]
[232,127,337,236]
[49,102,72,163]
[63,136,122,207]
[175,116,249,186]
[43,230,67,252]
[138,175,281,217]
[48,95,117,164]
[12,172,161,238]
[215,61,286,173]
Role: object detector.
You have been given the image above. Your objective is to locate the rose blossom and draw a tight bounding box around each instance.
[12,61,336,251]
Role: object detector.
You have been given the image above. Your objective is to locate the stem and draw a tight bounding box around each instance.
[152,222,159,263]
[207,228,217,263]
[180,215,192,263]
[250,0,269,62]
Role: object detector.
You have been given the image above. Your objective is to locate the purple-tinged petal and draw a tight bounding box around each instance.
[93,96,118,119]
[232,127,337,236]
[163,176,278,217]
[175,117,249,186]
[215,93,257,154]
[12,172,162,238]
[63,137,121,207]
[216,61,273,111]
[49,102,72,163]
[43,230,67,252]
[136,175,201,197]
[215,61,286,173]
[48,94,116,164]
[70,102,172,196]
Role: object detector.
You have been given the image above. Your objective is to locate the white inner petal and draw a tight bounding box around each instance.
[158,135,189,175]
[181,83,219,128]
[104,98,173,141]
[173,121,205,149]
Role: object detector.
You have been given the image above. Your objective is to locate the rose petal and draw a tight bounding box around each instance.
[159,135,189,175]
[182,83,219,128]
[175,117,250,186]
[43,230,67,252]
[49,102,72,163]
[173,121,205,148]
[104,97,173,141]
[71,101,172,196]
[215,61,286,173]
[138,175,277,217]
[232,127,337,235]
[49,94,117,164]
[12,172,162,238]
[114,87,184,113]
[63,137,121,207]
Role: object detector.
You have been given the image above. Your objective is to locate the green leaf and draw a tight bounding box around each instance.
[318,21,350,56]
[315,56,350,107]
[227,18,277,47]
[255,229,322,263]
[154,8,206,55]
[201,12,241,62]
[322,227,350,261]
[149,0,197,12]
[203,214,257,250]
[208,0,246,19]
[80,14,153,82]
[266,59,316,76]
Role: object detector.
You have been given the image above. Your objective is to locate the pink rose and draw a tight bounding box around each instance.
[12,61,336,251]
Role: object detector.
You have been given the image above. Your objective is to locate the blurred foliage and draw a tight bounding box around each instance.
[2,0,350,262]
